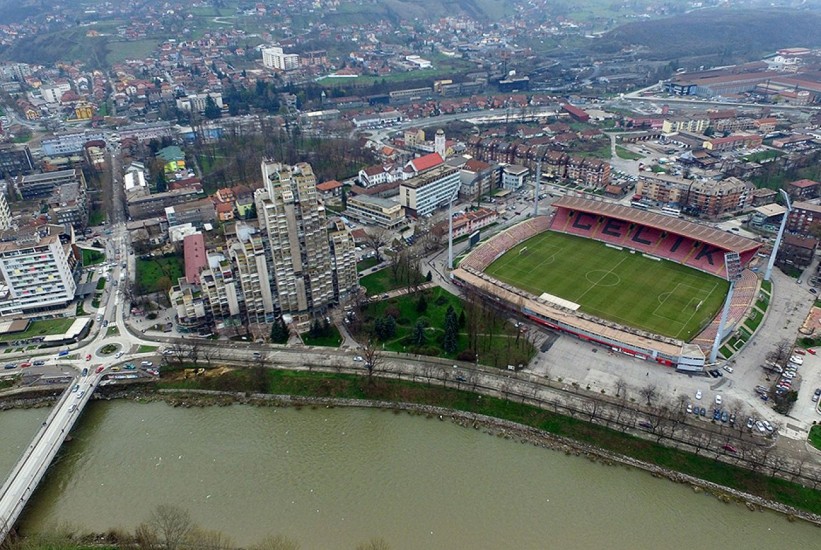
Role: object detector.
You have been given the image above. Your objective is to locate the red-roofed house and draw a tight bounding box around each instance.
[317,179,343,197]
[183,232,207,285]
[358,165,395,187]
[215,201,235,222]
[403,152,444,180]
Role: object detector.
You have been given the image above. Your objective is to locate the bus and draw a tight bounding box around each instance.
[660,206,682,217]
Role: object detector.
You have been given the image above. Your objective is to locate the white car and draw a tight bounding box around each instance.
[353,356,363,362]
[722,365,733,374]
[715,394,722,405]
[115,351,123,359]
[790,355,804,365]
[695,389,702,400]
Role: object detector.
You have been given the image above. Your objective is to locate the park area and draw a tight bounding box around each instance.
[360,286,535,369]
[484,231,728,341]
[135,255,184,295]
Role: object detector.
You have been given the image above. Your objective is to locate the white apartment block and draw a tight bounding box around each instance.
[328,220,358,303]
[0,194,11,231]
[0,233,76,316]
[262,47,300,71]
[200,254,241,321]
[229,225,275,325]
[255,161,335,315]
[399,166,461,217]
[39,81,72,104]
[175,92,224,112]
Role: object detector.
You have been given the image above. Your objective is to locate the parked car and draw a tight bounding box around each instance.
[33,360,45,366]
[755,421,767,433]
[813,388,821,402]
[721,444,738,454]
[95,366,105,374]
[695,389,702,400]
[763,420,774,433]
[699,407,706,417]
[722,365,733,374]
[715,394,722,405]
[790,355,804,365]
[746,417,755,429]
[85,354,92,361]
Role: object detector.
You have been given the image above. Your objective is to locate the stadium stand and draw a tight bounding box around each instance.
[692,269,759,351]
[462,216,552,271]
[549,196,761,278]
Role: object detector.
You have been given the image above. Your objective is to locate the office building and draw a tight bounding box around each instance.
[399,166,462,217]
[346,195,405,229]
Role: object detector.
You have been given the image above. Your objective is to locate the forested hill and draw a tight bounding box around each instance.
[592,9,821,61]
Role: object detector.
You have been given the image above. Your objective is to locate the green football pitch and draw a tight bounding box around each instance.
[484,231,729,341]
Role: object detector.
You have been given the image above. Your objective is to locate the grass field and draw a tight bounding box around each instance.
[484,232,728,341]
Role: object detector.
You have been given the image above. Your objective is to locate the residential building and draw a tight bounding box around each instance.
[432,207,498,239]
[262,46,300,71]
[255,161,337,318]
[176,92,224,113]
[0,229,77,316]
[346,195,404,229]
[502,165,529,190]
[316,180,343,199]
[702,134,763,152]
[183,233,207,285]
[127,187,202,219]
[786,202,821,236]
[169,279,209,334]
[47,181,88,229]
[662,116,710,134]
[777,234,817,269]
[686,177,754,218]
[402,152,444,180]
[0,194,10,231]
[199,253,241,322]
[787,179,820,201]
[459,159,499,200]
[165,198,217,227]
[229,224,275,325]
[358,165,394,188]
[399,165,461,217]
[328,220,358,305]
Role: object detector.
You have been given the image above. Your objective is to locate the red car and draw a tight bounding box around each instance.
[808,349,817,355]
[721,444,738,454]
[794,348,806,355]
[85,354,92,361]
[95,365,105,374]
[19,362,32,368]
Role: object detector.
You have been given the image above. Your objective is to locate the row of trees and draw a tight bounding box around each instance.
[9,503,392,550]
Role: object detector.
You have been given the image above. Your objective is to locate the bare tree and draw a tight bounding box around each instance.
[362,227,390,263]
[202,346,220,368]
[249,535,302,550]
[639,384,658,407]
[361,340,383,382]
[188,341,201,368]
[147,504,193,550]
[615,378,627,399]
[356,538,392,550]
[185,527,234,550]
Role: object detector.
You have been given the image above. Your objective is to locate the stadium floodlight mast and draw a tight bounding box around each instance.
[533,161,542,217]
[709,251,743,364]
[447,186,460,270]
[764,189,791,282]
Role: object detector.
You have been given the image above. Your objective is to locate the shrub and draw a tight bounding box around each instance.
[457,349,476,362]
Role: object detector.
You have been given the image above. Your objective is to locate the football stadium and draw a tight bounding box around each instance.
[453,196,762,369]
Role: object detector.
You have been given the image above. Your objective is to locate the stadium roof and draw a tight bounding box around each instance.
[553,196,760,253]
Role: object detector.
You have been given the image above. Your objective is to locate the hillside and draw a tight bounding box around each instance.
[592,9,821,62]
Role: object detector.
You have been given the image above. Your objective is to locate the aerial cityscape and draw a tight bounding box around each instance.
[1,0,821,547]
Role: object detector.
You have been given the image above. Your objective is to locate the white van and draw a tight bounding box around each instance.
[140,360,153,367]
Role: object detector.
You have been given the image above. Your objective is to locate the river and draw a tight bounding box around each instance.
[2,402,819,549]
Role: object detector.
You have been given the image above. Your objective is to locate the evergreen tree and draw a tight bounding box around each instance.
[443,305,458,354]
[374,317,385,340]
[426,271,433,282]
[458,310,466,328]
[341,186,348,209]
[383,315,396,339]
[322,317,332,337]
[270,318,288,344]
[416,293,428,313]
[413,319,427,346]
[204,95,221,119]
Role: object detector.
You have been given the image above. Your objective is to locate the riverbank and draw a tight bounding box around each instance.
[4,374,821,524]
